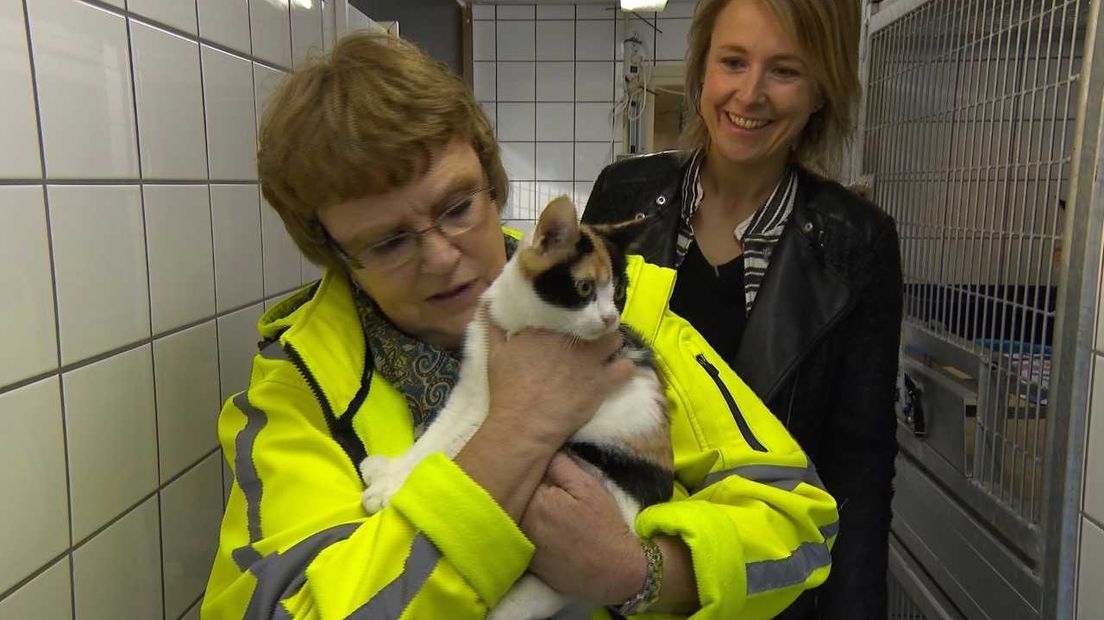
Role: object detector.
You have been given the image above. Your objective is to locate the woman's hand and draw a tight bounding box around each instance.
[485,324,634,446]
[520,453,646,605]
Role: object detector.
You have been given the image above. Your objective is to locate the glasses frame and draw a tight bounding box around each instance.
[326,186,495,272]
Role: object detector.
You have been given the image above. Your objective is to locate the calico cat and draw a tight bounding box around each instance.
[358,196,673,620]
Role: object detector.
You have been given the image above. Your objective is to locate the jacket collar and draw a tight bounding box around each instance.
[732,170,856,401]
[260,269,368,420]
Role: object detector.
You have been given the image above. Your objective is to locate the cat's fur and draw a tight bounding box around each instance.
[359,196,673,620]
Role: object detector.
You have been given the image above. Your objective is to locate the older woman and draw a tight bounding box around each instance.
[202,32,838,619]
[583,1,903,618]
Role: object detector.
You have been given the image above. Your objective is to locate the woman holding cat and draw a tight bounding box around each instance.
[203,32,838,619]
[582,1,903,618]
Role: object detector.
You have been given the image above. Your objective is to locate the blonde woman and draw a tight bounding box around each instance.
[583,1,903,617]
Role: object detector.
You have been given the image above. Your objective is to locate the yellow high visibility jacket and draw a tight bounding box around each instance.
[202,254,839,619]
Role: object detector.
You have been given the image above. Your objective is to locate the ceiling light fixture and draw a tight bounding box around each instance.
[620,0,669,12]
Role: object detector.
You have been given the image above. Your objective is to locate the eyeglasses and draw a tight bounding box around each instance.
[331,186,494,272]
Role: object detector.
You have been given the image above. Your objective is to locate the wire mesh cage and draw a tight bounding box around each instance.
[862,0,1089,524]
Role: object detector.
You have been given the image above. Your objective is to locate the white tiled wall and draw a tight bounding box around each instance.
[473,2,694,231]
[0,0,329,616]
[1082,276,1104,616]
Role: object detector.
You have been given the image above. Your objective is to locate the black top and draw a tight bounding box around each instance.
[669,241,746,366]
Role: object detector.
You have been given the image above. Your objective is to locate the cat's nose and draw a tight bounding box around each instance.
[601,313,618,328]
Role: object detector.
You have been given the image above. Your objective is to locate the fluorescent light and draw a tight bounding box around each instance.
[620,0,669,11]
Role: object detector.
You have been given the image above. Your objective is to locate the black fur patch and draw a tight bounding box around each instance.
[532,234,596,309]
[618,325,656,370]
[565,441,673,509]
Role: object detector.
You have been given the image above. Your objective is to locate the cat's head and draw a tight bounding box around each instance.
[487,196,647,339]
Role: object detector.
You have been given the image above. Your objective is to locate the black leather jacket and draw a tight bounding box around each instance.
[582,152,903,619]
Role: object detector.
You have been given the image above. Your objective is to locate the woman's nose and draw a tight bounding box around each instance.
[418,228,461,273]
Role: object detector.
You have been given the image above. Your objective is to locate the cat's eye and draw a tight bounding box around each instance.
[575,280,594,298]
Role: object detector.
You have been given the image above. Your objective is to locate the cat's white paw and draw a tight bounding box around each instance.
[359,455,410,513]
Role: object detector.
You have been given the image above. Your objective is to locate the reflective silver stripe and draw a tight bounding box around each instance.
[696,463,826,494]
[820,521,840,539]
[259,340,289,361]
[348,533,443,619]
[243,524,359,619]
[233,391,268,568]
[746,541,832,596]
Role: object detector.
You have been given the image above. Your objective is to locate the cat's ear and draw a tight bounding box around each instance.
[533,196,580,254]
[591,215,651,254]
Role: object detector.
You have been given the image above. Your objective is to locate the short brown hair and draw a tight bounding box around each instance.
[257,32,507,271]
[682,0,861,177]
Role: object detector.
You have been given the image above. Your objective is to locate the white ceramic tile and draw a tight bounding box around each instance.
[474,62,496,101]
[472,5,495,20]
[481,102,497,132]
[502,218,536,235]
[473,20,495,61]
[0,557,71,620]
[181,601,201,620]
[537,143,574,181]
[497,5,535,20]
[497,20,534,61]
[160,452,223,618]
[254,63,287,133]
[505,181,535,221]
[0,1,41,178]
[143,186,216,334]
[655,18,691,61]
[497,62,535,101]
[537,103,575,141]
[154,322,220,482]
[576,5,616,20]
[574,181,595,209]
[1086,356,1104,522]
[497,103,536,142]
[49,185,150,365]
[537,5,574,19]
[28,0,139,179]
[576,20,615,61]
[73,497,162,620]
[64,345,158,540]
[500,142,536,182]
[576,102,619,142]
[302,255,324,284]
[291,0,323,67]
[202,46,258,181]
[536,20,574,61]
[131,21,208,180]
[217,303,263,401]
[129,0,198,35]
[1079,518,1104,619]
[211,185,264,312]
[321,0,335,50]
[0,378,68,595]
[0,187,57,388]
[575,142,614,182]
[198,0,251,54]
[576,62,615,101]
[250,0,292,67]
[261,197,304,296]
[536,62,574,101]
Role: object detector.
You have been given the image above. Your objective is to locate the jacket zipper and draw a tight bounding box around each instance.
[284,342,368,466]
[695,354,768,452]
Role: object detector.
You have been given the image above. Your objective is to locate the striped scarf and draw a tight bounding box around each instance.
[675,150,798,315]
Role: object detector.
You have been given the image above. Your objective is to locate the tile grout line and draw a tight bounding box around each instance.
[124,7,171,614]
[17,0,76,617]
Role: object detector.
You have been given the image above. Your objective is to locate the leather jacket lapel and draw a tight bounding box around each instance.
[734,192,856,403]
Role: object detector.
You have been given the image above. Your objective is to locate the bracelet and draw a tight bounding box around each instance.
[614,538,664,616]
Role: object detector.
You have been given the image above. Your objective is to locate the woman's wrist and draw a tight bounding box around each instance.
[610,538,663,614]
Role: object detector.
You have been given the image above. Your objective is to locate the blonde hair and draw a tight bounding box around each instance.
[682,0,861,177]
[257,32,507,271]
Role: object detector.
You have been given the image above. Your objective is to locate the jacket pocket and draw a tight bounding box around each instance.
[695,354,768,452]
